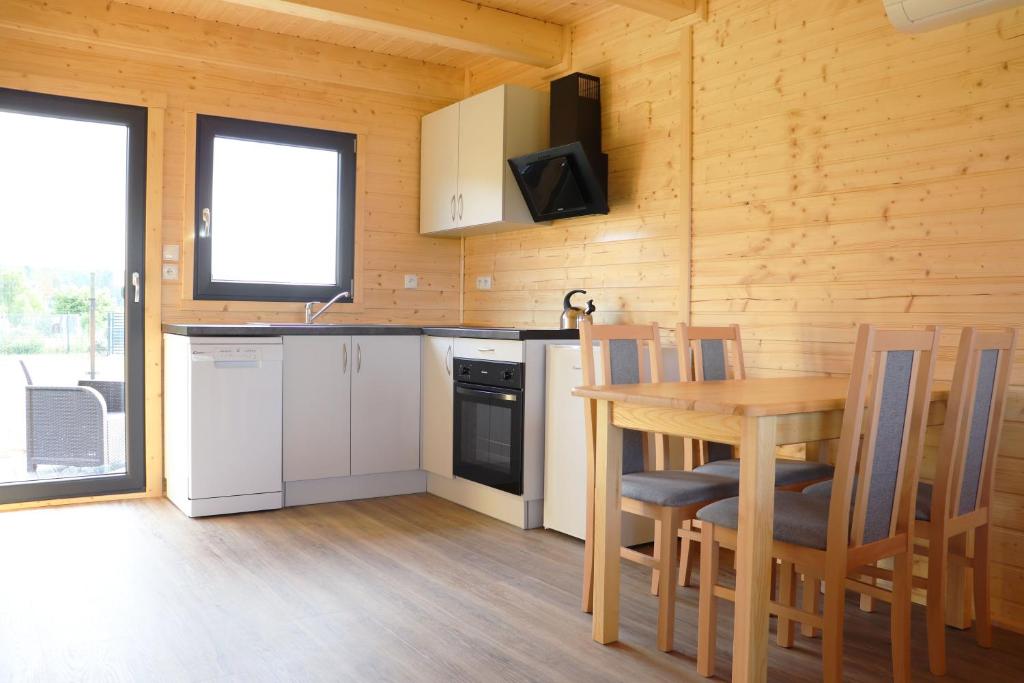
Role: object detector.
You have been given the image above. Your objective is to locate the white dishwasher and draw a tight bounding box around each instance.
[164,335,283,517]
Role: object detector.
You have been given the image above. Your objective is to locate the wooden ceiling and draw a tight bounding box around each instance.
[113,1,699,68]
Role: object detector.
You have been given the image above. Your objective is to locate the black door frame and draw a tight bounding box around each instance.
[0,87,147,504]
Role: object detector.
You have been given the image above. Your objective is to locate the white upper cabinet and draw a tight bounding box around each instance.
[420,102,460,233]
[419,84,548,236]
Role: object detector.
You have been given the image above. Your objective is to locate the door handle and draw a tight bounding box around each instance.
[445,345,452,377]
[457,194,463,221]
[356,343,362,373]
[342,343,348,374]
[131,272,141,303]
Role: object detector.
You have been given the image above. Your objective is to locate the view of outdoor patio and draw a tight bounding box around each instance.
[0,110,130,487]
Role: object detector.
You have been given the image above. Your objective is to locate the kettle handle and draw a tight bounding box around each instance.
[584,299,596,315]
[563,289,587,310]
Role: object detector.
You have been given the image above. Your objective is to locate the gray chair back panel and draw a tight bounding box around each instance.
[862,350,914,544]
[958,349,999,515]
[699,339,734,462]
[608,339,647,475]
[699,339,727,380]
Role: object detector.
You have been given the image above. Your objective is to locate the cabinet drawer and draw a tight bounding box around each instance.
[454,338,523,363]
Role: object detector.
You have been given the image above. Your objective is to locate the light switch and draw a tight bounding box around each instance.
[476,275,492,290]
[162,263,179,281]
[162,244,180,261]
[404,274,418,289]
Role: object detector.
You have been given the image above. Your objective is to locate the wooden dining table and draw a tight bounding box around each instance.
[572,376,950,683]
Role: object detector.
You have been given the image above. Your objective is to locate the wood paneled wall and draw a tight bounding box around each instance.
[689,0,1024,631]
[0,0,464,327]
[462,7,688,329]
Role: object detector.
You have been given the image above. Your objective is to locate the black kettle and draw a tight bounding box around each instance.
[560,289,596,330]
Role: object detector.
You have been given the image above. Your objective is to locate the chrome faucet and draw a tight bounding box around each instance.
[304,290,350,324]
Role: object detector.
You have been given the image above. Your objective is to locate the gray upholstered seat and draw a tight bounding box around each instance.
[622,470,739,507]
[696,491,833,550]
[803,478,933,522]
[694,458,835,486]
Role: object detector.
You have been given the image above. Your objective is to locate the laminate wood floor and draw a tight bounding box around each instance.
[1,494,1021,682]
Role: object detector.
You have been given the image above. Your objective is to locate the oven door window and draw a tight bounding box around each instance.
[454,383,524,495]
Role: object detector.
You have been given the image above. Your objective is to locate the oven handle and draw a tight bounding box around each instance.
[455,384,519,402]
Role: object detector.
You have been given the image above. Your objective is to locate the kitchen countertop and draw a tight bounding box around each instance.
[162,323,580,340]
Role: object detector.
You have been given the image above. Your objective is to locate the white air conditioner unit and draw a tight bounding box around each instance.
[884,0,1023,32]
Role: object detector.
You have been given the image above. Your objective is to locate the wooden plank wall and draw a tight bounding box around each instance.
[462,8,688,329]
[0,0,465,326]
[689,0,1024,631]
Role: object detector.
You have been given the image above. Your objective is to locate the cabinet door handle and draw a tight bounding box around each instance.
[457,194,463,221]
[477,347,495,353]
[450,195,456,222]
[356,343,362,373]
[342,343,348,374]
[445,345,452,376]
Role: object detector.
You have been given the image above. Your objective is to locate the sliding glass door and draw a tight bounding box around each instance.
[0,88,147,504]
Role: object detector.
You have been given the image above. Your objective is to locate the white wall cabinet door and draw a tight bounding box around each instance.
[351,335,421,476]
[419,102,460,234]
[420,335,454,477]
[456,87,505,228]
[283,336,351,481]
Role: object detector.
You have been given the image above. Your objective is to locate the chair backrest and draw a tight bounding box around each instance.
[675,324,745,382]
[932,327,1018,523]
[675,324,745,466]
[828,325,940,552]
[19,360,33,385]
[579,320,667,473]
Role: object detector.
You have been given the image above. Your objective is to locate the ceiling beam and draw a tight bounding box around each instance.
[610,0,699,21]
[217,0,566,67]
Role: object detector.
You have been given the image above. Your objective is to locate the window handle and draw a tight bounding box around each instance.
[131,272,141,304]
[198,207,212,239]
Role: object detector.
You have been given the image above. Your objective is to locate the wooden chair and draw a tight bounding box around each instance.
[695,324,940,682]
[673,324,835,588]
[579,320,740,652]
[805,326,1019,675]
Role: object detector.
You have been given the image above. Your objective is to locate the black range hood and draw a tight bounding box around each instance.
[508,73,609,222]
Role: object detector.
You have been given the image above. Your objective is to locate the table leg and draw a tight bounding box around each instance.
[732,415,777,683]
[593,399,623,644]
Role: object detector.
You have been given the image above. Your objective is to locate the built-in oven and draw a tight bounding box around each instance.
[453,358,525,495]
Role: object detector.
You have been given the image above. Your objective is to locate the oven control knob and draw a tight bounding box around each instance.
[502,369,514,380]
[459,366,471,376]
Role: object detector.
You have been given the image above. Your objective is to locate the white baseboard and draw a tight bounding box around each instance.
[169,491,283,517]
[426,473,542,529]
[285,470,426,507]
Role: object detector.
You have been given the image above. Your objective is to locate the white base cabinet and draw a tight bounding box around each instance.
[351,335,421,475]
[283,336,351,481]
[420,335,454,478]
[283,334,421,506]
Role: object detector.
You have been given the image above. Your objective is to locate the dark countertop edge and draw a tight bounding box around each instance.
[420,327,579,340]
[162,324,422,337]
[162,324,580,340]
